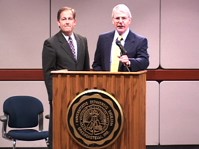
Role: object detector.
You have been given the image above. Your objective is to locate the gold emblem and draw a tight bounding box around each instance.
[66,89,123,148]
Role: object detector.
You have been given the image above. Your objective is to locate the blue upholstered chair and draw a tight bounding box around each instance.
[0,96,49,149]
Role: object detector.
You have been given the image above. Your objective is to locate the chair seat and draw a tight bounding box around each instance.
[7,129,48,141]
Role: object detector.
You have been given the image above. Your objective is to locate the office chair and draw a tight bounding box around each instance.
[0,96,49,149]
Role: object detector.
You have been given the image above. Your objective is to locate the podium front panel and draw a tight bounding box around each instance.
[52,71,146,149]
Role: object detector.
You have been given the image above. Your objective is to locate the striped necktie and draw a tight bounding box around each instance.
[68,36,76,60]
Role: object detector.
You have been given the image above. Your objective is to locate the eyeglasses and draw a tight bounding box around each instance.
[113,17,129,22]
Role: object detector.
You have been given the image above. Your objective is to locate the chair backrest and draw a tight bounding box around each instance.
[3,96,44,128]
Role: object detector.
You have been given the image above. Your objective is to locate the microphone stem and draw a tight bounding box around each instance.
[125,64,130,72]
[121,60,130,72]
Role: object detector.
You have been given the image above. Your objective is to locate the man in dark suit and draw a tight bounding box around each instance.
[92,4,149,72]
[42,6,90,149]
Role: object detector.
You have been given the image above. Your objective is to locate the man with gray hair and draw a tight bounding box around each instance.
[92,4,149,72]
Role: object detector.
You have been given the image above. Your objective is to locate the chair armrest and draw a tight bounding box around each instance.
[0,115,8,138]
[45,114,50,119]
[0,115,7,122]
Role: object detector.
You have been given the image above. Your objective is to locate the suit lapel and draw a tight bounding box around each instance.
[57,32,77,61]
[124,31,135,52]
[74,34,82,62]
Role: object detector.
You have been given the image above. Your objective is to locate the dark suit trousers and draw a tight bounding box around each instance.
[49,100,53,149]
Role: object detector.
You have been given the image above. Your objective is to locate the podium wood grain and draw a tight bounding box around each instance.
[52,71,146,149]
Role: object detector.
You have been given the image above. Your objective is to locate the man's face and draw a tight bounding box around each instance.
[112,10,131,35]
[57,10,77,36]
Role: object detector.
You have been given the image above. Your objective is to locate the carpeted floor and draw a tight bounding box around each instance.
[147,145,199,149]
[1,145,199,149]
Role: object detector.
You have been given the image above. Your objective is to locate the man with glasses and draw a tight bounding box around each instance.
[92,4,149,72]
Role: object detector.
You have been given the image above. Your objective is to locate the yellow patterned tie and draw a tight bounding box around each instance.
[110,36,123,72]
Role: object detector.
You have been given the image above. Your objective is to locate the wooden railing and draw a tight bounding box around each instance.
[0,69,199,81]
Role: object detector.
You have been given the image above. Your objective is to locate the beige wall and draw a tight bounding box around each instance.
[0,0,199,147]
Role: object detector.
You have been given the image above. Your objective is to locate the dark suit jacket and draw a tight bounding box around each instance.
[42,31,90,101]
[92,30,149,72]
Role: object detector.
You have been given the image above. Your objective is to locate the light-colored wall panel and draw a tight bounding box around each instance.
[0,0,49,68]
[51,0,160,69]
[0,81,49,147]
[132,0,160,69]
[0,0,159,69]
[160,81,199,144]
[146,81,160,145]
[161,0,199,68]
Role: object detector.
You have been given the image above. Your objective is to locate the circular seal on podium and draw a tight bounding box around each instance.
[66,89,124,148]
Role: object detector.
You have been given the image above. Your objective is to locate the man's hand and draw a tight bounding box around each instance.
[119,55,131,67]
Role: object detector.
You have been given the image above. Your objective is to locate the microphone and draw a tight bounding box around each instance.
[116,38,127,55]
[115,37,130,72]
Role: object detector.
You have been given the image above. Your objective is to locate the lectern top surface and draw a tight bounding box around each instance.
[51,70,147,75]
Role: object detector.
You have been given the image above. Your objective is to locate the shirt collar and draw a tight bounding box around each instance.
[114,28,130,41]
[62,33,75,41]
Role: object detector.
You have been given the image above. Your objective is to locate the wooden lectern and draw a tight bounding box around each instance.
[52,70,146,149]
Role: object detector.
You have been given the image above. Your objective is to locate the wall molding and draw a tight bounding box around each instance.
[0,69,199,81]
